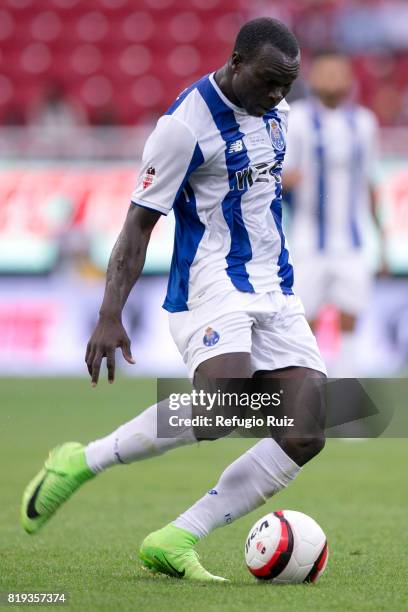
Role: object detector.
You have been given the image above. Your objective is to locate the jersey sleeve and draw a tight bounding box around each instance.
[131,115,203,215]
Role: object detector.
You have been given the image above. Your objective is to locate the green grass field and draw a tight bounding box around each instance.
[1,378,407,611]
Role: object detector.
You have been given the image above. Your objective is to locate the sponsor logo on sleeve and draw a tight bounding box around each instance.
[142,166,156,189]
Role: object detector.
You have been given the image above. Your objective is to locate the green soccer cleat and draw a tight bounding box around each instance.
[139,524,228,582]
[21,442,94,535]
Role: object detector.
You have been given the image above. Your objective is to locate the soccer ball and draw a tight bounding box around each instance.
[244,510,328,583]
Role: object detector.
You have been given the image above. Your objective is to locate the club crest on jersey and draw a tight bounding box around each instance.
[203,327,220,347]
[268,118,285,152]
[142,166,156,189]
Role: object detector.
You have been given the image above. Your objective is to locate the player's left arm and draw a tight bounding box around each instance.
[369,185,388,276]
[366,112,389,275]
[282,107,303,191]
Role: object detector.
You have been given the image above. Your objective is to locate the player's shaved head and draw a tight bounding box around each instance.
[309,51,354,108]
[214,18,300,117]
[234,17,300,62]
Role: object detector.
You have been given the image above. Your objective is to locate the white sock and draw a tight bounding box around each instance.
[85,399,196,473]
[330,331,359,377]
[173,438,300,538]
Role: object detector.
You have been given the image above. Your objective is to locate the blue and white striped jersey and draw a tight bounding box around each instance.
[284,98,379,255]
[131,72,294,313]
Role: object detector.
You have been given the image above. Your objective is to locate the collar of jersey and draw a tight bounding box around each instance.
[209,72,248,115]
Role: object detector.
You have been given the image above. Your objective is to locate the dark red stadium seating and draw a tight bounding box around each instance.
[1,0,406,125]
[0,0,237,124]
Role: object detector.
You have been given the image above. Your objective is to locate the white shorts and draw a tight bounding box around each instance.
[168,290,327,379]
[293,251,372,320]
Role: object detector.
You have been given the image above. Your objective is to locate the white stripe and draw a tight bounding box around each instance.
[186,96,233,306]
[235,113,283,292]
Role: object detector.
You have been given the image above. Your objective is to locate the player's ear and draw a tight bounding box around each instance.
[231,51,243,73]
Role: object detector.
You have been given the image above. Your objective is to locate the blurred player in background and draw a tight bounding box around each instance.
[283,51,386,376]
[21,18,328,582]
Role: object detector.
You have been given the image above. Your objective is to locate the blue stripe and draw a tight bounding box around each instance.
[163,143,205,312]
[345,109,362,248]
[197,77,254,293]
[311,108,326,250]
[165,75,209,116]
[264,110,294,294]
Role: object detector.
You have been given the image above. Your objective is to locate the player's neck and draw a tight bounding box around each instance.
[214,64,242,109]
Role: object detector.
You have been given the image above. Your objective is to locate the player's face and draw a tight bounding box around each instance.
[230,44,300,117]
[309,56,354,108]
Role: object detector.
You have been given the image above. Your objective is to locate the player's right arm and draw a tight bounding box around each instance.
[85,204,161,386]
[85,113,202,386]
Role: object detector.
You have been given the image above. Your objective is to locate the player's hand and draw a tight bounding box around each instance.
[85,316,135,387]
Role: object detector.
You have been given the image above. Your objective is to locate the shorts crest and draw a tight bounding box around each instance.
[203,327,220,347]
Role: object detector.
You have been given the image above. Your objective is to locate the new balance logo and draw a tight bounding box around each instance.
[228,139,244,154]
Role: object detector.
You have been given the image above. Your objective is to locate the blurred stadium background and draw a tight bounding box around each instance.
[0,0,407,377]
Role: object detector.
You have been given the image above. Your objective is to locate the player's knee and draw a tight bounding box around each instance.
[194,424,235,442]
[278,435,325,467]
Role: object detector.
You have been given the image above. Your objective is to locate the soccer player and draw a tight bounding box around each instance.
[283,51,385,376]
[21,18,327,582]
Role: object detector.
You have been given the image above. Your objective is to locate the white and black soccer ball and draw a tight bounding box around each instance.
[245,510,328,583]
